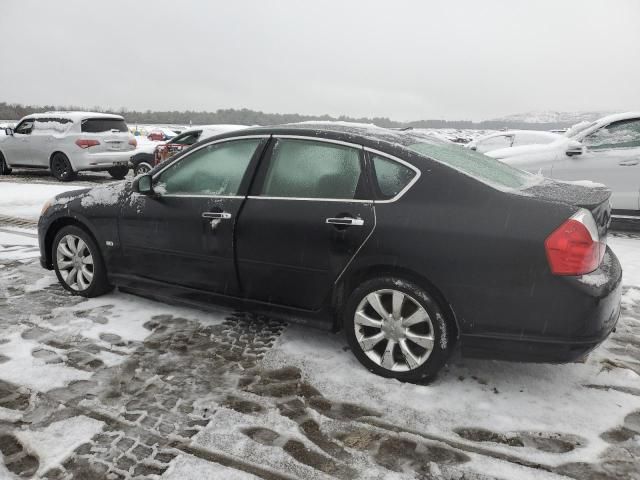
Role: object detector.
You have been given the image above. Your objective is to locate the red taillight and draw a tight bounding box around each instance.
[129,138,137,148]
[545,210,605,276]
[75,139,100,149]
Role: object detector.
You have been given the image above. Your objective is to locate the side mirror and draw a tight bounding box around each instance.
[134,174,154,195]
[566,141,584,157]
[4,128,13,136]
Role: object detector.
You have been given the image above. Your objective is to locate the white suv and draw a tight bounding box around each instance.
[0,112,136,181]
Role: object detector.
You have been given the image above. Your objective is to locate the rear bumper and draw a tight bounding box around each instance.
[461,247,622,363]
[70,150,134,171]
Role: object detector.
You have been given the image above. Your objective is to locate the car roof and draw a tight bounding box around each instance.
[590,111,640,128]
[208,121,448,154]
[23,111,125,122]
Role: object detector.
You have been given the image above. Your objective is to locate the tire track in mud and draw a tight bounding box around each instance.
[2,257,640,479]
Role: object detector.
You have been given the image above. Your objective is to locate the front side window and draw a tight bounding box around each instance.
[156,139,260,196]
[582,119,640,150]
[171,131,201,146]
[371,155,416,199]
[261,139,363,199]
[14,119,35,134]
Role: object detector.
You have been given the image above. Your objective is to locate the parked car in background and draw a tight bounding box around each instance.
[131,125,248,175]
[147,128,177,141]
[480,112,640,215]
[0,112,136,181]
[466,130,564,153]
[39,123,621,382]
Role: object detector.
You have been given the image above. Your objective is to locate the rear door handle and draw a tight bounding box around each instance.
[202,212,232,220]
[618,160,639,166]
[326,217,364,226]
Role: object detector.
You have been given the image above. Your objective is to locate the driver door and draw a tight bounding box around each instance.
[3,118,35,166]
[118,136,268,294]
[552,118,640,211]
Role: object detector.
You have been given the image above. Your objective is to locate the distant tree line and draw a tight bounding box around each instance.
[0,101,573,131]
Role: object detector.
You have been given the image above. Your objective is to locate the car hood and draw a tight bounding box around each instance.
[51,182,129,210]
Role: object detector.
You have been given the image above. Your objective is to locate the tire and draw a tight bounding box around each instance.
[107,165,129,180]
[133,162,152,176]
[52,225,112,297]
[343,277,455,383]
[0,151,11,175]
[50,153,76,181]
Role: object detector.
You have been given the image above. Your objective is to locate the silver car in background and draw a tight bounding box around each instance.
[474,112,640,214]
[0,112,136,181]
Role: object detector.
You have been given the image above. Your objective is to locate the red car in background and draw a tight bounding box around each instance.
[146,128,177,141]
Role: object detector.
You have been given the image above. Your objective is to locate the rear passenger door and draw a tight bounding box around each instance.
[236,137,375,310]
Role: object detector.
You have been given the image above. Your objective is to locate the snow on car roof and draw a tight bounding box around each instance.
[26,111,125,121]
[590,111,640,127]
[278,121,447,148]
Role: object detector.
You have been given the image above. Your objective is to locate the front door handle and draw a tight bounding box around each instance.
[202,212,232,220]
[619,160,639,166]
[326,217,364,226]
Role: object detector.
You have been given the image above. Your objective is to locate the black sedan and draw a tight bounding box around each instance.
[38,124,622,382]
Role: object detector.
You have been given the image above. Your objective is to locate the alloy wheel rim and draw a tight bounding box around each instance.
[56,234,94,291]
[54,158,68,177]
[354,289,435,372]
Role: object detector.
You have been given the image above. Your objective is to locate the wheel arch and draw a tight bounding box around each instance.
[44,216,100,268]
[49,151,75,170]
[334,264,460,339]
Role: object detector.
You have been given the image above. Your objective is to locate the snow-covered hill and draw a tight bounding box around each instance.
[490,111,613,124]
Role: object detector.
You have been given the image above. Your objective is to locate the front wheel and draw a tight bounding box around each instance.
[343,277,455,382]
[107,165,129,180]
[0,152,12,175]
[50,153,76,181]
[52,225,112,297]
[133,162,152,176]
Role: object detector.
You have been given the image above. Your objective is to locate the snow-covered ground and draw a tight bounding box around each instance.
[0,178,639,479]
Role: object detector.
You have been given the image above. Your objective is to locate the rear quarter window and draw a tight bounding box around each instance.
[371,155,417,199]
[81,118,128,133]
[407,142,534,190]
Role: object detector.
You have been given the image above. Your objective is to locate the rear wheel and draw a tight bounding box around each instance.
[0,152,11,175]
[50,153,76,181]
[344,277,455,382]
[52,225,112,297]
[108,165,129,180]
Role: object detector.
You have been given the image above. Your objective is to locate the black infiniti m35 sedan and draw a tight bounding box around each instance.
[38,123,622,382]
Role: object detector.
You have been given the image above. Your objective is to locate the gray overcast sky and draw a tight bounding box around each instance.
[1,0,639,121]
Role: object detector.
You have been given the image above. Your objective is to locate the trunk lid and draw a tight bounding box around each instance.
[524,179,611,238]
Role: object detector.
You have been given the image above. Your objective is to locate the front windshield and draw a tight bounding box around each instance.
[407,142,536,190]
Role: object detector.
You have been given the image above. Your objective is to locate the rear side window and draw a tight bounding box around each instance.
[34,117,72,133]
[81,118,128,133]
[156,139,260,196]
[261,139,363,199]
[371,155,416,199]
